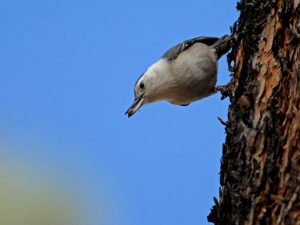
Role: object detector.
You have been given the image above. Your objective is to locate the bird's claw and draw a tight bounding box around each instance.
[215,84,229,100]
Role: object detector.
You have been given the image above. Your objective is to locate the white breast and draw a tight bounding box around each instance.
[143,43,218,105]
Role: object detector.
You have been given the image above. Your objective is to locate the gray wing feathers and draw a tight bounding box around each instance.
[162,36,232,61]
[162,36,220,61]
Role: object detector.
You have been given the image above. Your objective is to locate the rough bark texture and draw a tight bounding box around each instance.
[208,0,300,224]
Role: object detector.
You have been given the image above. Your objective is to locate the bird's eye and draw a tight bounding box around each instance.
[139,82,145,89]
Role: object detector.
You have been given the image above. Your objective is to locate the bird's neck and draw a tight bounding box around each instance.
[149,59,171,84]
[145,59,174,103]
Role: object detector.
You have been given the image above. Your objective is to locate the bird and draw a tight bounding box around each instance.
[125,35,232,117]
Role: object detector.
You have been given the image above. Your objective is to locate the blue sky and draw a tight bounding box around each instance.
[0,1,238,225]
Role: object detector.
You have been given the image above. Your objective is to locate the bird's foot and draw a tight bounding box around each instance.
[215,84,227,92]
[215,84,229,100]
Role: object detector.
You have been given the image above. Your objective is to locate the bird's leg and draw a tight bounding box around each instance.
[214,84,230,100]
[207,85,227,95]
[215,84,227,93]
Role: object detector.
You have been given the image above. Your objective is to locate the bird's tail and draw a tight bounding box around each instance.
[213,35,232,59]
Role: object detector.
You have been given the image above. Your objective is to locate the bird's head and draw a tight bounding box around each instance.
[125,72,150,118]
[125,59,170,117]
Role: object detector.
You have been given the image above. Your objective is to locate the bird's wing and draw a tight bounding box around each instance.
[162,36,219,61]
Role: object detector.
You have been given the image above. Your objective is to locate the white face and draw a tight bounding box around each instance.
[134,77,146,100]
[126,66,157,117]
[125,74,148,117]
[134,59,168,101]
[126,59,168,117]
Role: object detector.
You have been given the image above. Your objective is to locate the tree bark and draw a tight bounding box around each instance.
[208,1,300,224]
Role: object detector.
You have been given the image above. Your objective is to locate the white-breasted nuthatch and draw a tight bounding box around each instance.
[126,35,231,117]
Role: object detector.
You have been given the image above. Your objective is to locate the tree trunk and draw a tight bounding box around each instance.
[208,1,300,224]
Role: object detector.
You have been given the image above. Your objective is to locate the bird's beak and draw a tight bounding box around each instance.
[125,94,145,117]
